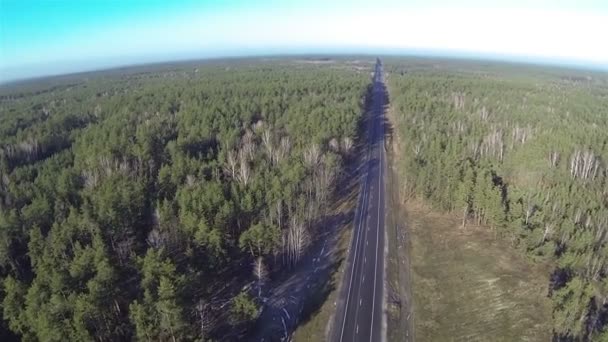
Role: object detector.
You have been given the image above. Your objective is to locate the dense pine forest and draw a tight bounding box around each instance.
[0,59,370,340]
[387,58,608,341]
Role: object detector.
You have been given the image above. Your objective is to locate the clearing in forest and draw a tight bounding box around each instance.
[406,201,552,342]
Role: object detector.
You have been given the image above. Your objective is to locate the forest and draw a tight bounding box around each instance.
[386,58,608,341]
[0,59,370,341]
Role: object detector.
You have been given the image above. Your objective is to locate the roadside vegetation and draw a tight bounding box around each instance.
[386,58,608,341]
[0,59,369,340]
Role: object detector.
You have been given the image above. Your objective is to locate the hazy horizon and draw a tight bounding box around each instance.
[1,0,607,82]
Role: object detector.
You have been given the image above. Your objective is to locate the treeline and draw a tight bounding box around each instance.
[0,60,370,340]
[387,60,608,341]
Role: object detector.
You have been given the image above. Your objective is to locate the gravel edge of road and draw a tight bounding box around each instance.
[384,89,415,342]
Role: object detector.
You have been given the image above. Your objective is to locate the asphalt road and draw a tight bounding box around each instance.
[332,59,386,342]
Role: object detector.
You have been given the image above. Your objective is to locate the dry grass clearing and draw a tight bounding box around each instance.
[407,201,552,342]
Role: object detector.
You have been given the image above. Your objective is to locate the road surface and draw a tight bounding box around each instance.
[332,59,387,342]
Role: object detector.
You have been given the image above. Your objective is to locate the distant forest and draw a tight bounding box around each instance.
[387,59,608,341]
[0,60,369,340]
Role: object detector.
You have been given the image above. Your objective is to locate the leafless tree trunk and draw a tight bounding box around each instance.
[278,136,291,163]
[479,105,489,121]
[468,140,480,160]
[241,129,256,161]
[224,150,238,178]
[275,200,283,229]
[315,157,336,211]
[549,151,560,168]
[461,205,468,228]
[303,143,320,169]
[452,92,466,110]
[262,129,274,164]
[287,216,308,266]
[329,138,340,152]
[342,137,353,154]
[539,223,553,244]
[481,127,504,161]
[252,119,265,133]
[413,143,422,157]
[253,256,268,298]
[524,195,536,225]
[237,151,251,186]
[570,149,602,181]
[195,299,214,340]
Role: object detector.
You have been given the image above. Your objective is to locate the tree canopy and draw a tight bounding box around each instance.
[387,58,608,341]
[0,58,370,340]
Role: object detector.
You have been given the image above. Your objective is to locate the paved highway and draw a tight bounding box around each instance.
[332,59,386,342]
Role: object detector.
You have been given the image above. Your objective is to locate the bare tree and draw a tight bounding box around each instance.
[278,136,291,163]
[342,137,353,154]
[452,92,466,110]
[17,138,40,161]
[328,138,340,152]
[262,129,274,164]
[241,129,256,161]
[512,124,533,147]
[570,149,602,181]
[115,237,135,266]
[452,120,467,135]
[252,119,265,133]
[186,174,196,187]
[287,216,308,266]
[468,140,480,160]
[82,169,100,189]
[275,199,283,229]
[524,194,537,225]
[224,150,238,178]
[479,105,489,121]
[413,143,422,157]
[539,223,554,244]
[147,228,166,249]
[253,256,268,298]
[480,127,504,161]
[549,151,560,168]
[315,156,336,210]
[194,299,214,341]
[237,151,251,186]
[303,143,321,169]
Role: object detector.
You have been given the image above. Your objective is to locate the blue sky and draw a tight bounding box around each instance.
[1,0,607,81]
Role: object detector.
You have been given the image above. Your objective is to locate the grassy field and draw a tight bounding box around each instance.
[406,201,552,341]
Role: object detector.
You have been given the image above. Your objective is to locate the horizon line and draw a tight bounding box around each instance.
[2,49,607,86]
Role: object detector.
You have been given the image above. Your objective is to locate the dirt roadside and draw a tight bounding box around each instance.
[385,98,415,342]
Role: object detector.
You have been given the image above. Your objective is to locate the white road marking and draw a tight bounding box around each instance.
[338,143,371,342]
[339,65,385,342]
